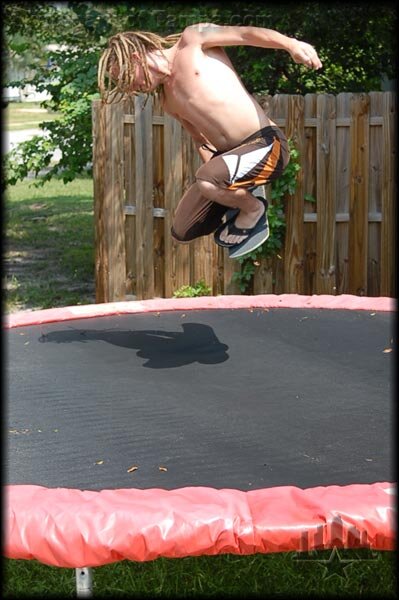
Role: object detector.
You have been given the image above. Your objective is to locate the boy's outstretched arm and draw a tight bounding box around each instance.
[182,24,322,70]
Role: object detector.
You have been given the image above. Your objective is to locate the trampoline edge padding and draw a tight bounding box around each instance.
[5,482,395,567]
[4,293,396,329]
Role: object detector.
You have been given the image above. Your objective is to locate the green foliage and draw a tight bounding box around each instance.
[232,140,304,292]
[173,280,212,298]
[223,2,397,95]
[3,2,396,186]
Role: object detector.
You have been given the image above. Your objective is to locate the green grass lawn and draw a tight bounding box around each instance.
[4,550,396,598]
[3,177,396,597]
[4,176,95,312]
[4,101,61,131]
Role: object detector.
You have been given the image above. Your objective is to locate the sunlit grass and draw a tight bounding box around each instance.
[4,101,61,131]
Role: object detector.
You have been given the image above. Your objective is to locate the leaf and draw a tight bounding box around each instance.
[304,193,316,203]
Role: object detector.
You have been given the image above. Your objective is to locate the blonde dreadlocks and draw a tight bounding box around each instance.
[98,31,181,103]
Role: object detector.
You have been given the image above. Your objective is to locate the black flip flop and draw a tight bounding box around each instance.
[213,208,240,248]
[228,199,269,259]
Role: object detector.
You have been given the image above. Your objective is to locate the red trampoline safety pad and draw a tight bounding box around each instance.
[4,294,396,567]
[5,482,395,568]
[4,293,395,330]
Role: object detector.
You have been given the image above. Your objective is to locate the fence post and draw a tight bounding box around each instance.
[93,99,126,303]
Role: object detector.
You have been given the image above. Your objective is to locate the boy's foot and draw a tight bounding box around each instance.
[214,197,268,250]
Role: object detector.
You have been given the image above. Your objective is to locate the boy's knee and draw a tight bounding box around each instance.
[196,177,225,203]
[196,177,215,195]
[195,162,218,193]
[171,226,185,242]
[171,226,193,243]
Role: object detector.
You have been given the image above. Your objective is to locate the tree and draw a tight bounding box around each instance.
[4,2,116,185]
[3,1,396,186]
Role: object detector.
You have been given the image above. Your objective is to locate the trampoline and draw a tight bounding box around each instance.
[4,294,395,591]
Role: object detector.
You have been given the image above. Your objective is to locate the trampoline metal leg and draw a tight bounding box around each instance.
[75,567,93,597]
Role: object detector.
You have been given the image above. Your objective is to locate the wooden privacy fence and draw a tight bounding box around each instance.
[92,92,396,302]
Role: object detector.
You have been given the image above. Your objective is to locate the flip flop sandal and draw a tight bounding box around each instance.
[213,208,240,248]
[229,199,269,259]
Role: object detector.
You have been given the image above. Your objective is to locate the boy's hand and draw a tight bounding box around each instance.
[288,40,322,70]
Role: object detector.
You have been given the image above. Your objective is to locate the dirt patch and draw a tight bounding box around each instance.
[4,249,55,292]
[28,203,49,210]
[4,244,95,312]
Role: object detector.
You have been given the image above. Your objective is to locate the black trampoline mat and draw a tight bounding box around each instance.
[5,307,393,491]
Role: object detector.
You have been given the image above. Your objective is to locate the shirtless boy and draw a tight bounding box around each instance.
[99,24,322,258]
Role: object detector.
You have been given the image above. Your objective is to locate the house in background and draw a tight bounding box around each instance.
[3,44,57,103]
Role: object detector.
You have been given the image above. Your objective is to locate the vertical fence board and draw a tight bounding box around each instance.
[152,95,165,297]
[271,94,288,293]
[153,121,165,298]
[124,98,136,297]
[93,100,126,302]
[348,93,370,295]
[284,95,305,293]
[181,131,214,289]
[303,94,317,295]
[253,256,274,294]
[316,94,337,293]
[92,100,106,302]
[222,248,241,294]
[367,93,383,296]
[380,91,396,297]
[164,115,189,296]
[153,123,165,298]
[134,95,155,299]
[253,96,274,294]
[109,101,127,302]
[335,93,351,294]
[191,236,214,287]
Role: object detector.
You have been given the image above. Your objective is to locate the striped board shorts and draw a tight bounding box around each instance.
[171,125,289,242]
